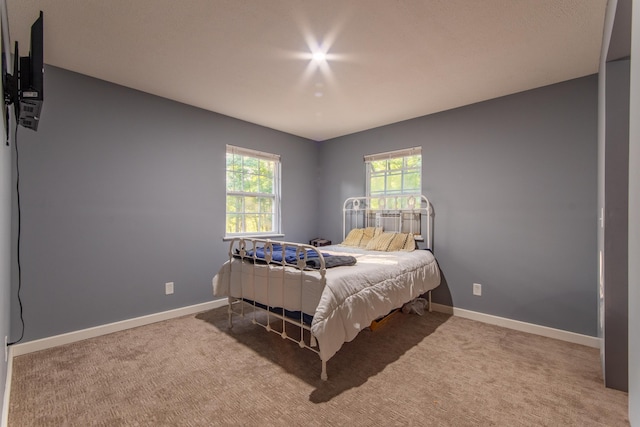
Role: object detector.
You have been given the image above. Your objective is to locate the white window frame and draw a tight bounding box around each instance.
[225,145,282,239]
[365,147,422,209]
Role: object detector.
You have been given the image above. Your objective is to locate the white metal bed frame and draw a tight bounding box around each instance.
[225,194,434,381]
[342,194,433,249]
[225,238,329,377]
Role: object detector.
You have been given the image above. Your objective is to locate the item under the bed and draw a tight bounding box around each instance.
[239,297,314,326]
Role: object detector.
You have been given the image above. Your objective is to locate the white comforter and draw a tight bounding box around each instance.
[212,245,441,362]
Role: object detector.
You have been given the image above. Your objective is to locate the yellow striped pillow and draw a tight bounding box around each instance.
[365,232,415,251]
[358,227,384,248]
[342,228,365,247]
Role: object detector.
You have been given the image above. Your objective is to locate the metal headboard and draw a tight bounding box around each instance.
[342,194,434,251]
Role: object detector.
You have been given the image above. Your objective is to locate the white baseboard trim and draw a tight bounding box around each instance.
[1,346,13,427]
[431,303,600,349]
[11,299,228,357]
[4,299,598,372]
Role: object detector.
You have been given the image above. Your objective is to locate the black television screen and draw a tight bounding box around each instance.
[2,40,19,144]
[18,11,43,131]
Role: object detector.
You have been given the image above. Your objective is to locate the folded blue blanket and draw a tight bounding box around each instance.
[247,244,321,264]
[305,255,357,269]
[237,244,357,269]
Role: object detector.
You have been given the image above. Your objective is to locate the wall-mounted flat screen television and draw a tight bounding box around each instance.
[3,10,44,138]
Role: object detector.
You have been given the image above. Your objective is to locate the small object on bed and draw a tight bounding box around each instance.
[309,238,332,247]
[305,255,356,269]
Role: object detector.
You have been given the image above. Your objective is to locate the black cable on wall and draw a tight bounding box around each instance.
[8,121,24,346]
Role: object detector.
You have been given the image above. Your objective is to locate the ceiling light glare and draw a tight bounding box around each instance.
[312,51,326,63]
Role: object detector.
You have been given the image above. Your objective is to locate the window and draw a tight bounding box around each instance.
[225,145,281,237]
[365,147,422,209]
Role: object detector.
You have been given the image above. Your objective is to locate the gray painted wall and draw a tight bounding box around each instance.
[628,0,639,422]
[603,58,629,391]
[10,66,319,341]
[318,76,598,336]
[9,66,602,346]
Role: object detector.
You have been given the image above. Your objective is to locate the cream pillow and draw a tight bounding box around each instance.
[365,232,415,251]
[342,228,365,247]
[358,226,383,248]
[399,233,416,251]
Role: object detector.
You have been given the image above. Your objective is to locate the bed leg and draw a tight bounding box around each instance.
[227,301,234,329]
[321,360,328,381]
[428,290,432,312]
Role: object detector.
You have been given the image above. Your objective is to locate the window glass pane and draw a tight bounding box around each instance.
[388,158,403,170]
[244,214,259,233]
[226,153,241,172]
[387,172,402,192]
[370,175,386,194]
[259,214,273,232]
[258,175,273,193]
[405,155,421,168]
[370,160,387,172]
[243,156,259,176]
[226,214,242,234]
[226,171,242,192]
[403,172,421,191]
[259,197,273,213]
[244,196,258,213]
[248,174,262,193]
[226,195,242,213]
[366,151,422,202]
[259,160,274,177]
[225,146,280,236]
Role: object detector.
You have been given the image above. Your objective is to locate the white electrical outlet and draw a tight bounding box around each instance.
[473,283,482,296]
[165,282,174,295]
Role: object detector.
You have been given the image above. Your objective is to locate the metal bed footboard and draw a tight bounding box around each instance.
[225,238,329,380]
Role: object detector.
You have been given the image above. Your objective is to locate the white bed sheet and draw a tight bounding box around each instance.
[212,245,441,362]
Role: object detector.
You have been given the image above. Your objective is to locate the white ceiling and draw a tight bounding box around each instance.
[5,0,607,141]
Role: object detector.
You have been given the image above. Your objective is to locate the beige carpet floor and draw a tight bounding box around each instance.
[8,306,629,426]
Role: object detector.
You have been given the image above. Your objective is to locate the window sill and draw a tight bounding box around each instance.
[223,234,285,242]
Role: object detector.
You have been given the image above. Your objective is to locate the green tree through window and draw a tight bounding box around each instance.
[226,145,281,236]
[365,147,422,209]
